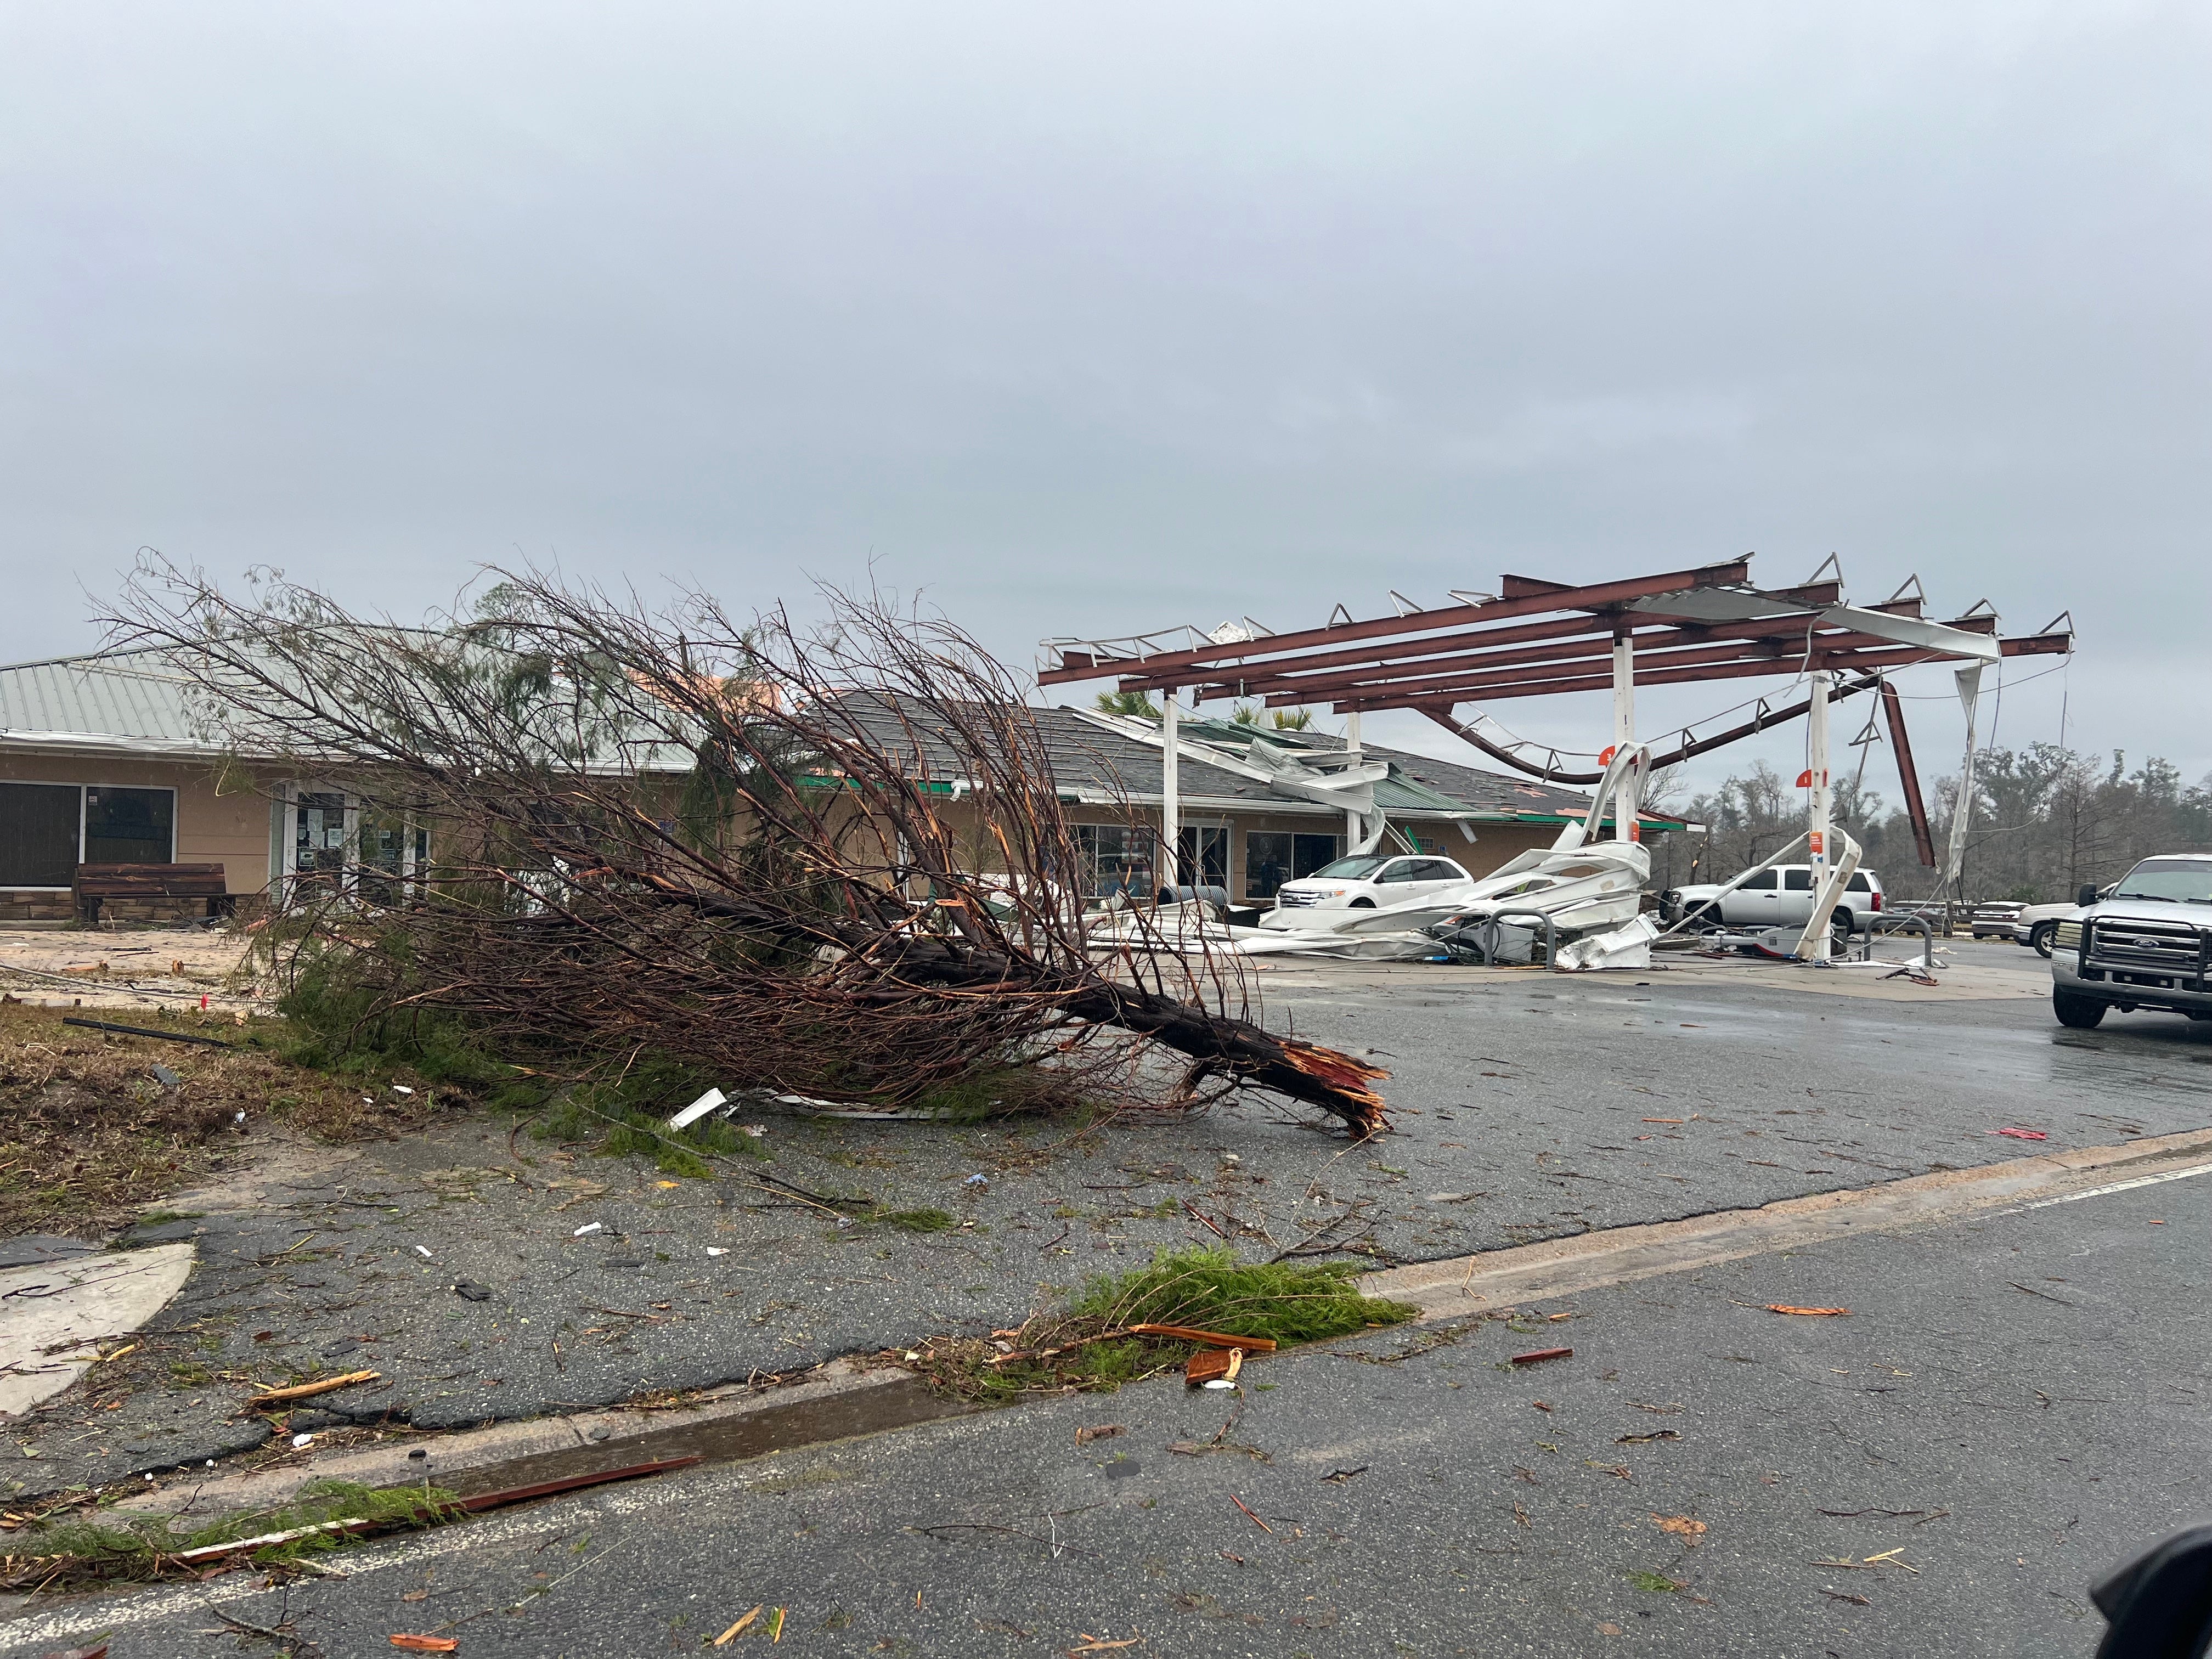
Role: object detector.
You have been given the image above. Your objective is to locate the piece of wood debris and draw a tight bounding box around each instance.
[1129,1323,1276,1351]
[715,1605,763,1645]
[1509,1346,1573,1366]
[247,1369,380,1406]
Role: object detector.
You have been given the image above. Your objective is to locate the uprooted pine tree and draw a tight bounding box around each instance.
[106,559,1388,1135]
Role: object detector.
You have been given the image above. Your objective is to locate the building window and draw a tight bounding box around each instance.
[1244,831,1342,899]
[1174,826,1228,891]
[1074,823,1156,899]
[0,782,82,888]
[82,787,174,866]
[359,808,428,903]
[292,792,351,883]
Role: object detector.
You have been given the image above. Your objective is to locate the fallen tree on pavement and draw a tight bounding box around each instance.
[106,560,1389,1135]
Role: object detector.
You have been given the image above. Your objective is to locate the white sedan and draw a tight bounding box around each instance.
[1261,853,1474,929]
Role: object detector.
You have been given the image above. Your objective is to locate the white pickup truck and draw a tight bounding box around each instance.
[1661,865,1887,935]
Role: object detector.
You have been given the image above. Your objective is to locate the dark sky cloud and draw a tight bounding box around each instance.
[3,2,2205,798]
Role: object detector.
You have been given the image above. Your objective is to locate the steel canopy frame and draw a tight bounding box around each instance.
[1039,557,2075,965]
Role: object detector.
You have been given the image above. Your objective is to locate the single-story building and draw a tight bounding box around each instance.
[0,648,1685,919]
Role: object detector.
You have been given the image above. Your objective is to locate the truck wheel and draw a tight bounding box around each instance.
[2029,922,2056,958]
[1829,909,1855,942]
[2053,989,2107,1029]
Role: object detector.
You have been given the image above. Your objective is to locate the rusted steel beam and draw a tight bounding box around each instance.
[1333,641,1993,711]
[1130,592,1926,703]
[1882,680,1939,867]
[1418,673,1884,785]
[1035,560,1752,686]
[1233,606,1941,706]
[1321,620,2055,713]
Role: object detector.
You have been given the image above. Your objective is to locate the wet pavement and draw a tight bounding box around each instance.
[7,939,2209,1504]
[9,1094,2202,1657]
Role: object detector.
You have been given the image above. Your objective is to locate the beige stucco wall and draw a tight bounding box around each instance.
[0,750,276,895]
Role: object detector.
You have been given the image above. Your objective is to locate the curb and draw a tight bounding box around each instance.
[115,1126,2212,1527]
[1364,1124,2212,1319]
[120,1359,970,1522]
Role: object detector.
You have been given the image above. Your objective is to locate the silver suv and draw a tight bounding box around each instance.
[1662,865,1886,935]
[2050,854,2212,1029]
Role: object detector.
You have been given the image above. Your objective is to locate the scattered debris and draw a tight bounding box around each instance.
[59,1015,233,1048]
[388,1639,459,1654]
[453,1282,494,1302]
[572,1222,603,1237]
[247,1369,380,1407]
[1074,1424,1125,1445]
[1814,1548,1920,1573]
[414,1245,434,1259]
[1818,1507,1948,1523]
[1652,1514,1707,1544]
[1616,1429,1682,1445]
[1068,1635,1144,1655]
[1991,1127,2049,1141]
[1510,1346,1573,1365]
[1187,1348,1244,1389]
[1764,1305,1850,1317]
[714,1606,762,1645]
[669,1088,729,1131]
[1820,1588,1874,1606]
[1131,1324,1277,1352]
[1320,1466,1369,1483]
[1229,1495,1274,1534]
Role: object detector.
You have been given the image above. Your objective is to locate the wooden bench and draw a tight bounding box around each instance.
[73,863,233,924]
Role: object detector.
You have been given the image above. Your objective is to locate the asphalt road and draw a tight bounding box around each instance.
[12,1142,2205,1658]
[16,934,2212,1500]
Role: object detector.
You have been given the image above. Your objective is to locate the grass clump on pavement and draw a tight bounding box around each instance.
[2,1479,462,1593]
[906,1246,1418,1403]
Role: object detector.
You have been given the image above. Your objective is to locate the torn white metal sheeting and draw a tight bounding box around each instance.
[1554,913,1662,971]
[1623,585,2003,661]
[667,1087,727,1130]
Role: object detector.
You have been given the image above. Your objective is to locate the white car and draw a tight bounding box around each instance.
[1261,853,1474,928]
[2013,885,2113,957]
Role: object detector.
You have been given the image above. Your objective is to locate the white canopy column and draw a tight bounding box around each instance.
[1611,631,1638,844]
[1807,668,1833,963]
[1159,687,1180,900]
[1343,708,1363,843]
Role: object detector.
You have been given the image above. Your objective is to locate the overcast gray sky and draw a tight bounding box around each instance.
[3,2,2206,799]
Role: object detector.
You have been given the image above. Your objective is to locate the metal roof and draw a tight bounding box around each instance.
[0,649,217,755]
[0,650,1677,830]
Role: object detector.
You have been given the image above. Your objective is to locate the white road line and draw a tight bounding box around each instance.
[2004,1161,2212,1213]
[0,1463,775,1649]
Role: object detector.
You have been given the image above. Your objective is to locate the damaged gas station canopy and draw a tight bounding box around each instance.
[1043,556,2075,971]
